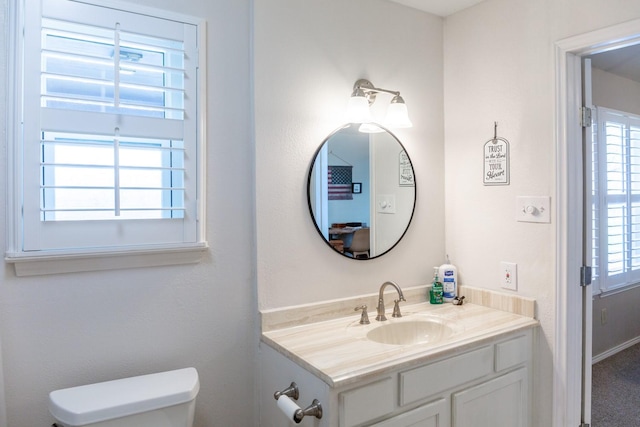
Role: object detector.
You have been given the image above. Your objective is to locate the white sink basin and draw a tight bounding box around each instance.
[365,319,455,346]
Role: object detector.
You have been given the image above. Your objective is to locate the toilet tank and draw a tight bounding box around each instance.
[49,367,199,427]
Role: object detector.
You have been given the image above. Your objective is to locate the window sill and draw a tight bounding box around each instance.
[5,243,209,276]
[593,281,640,298]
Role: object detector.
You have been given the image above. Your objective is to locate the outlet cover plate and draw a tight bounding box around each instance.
[501,261,518,291]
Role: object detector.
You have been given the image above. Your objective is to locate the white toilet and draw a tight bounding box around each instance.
[48,367,199,427]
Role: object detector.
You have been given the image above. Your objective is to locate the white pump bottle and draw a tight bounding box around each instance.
[439,255,458,302]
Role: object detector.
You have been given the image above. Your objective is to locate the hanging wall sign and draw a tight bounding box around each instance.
[483,122,510,186]
[399,150,415,186]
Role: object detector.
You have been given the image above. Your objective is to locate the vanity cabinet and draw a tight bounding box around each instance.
[260,328,533,427]
[452,368,528,426]
[371,397,449,427]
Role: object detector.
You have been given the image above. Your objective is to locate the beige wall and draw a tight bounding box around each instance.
[0,0,256,426]
[254,0,446,311]
[592,288,640,357]
[445,0,640,425]
[592,67,640,116]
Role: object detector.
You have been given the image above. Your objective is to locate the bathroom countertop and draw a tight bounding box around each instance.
[261,301,539,388]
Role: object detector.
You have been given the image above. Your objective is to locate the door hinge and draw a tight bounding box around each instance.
[580,265,592,287]
[580,106,592,127]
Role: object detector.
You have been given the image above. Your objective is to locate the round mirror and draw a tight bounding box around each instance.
[307,123,416,259]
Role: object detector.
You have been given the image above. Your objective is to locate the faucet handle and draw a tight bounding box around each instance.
[354,305,370,324]
[392,299,403,318]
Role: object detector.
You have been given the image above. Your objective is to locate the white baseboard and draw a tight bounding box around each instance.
[592,336,640,364]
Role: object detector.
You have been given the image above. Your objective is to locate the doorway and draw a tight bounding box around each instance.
[555,19,640,427]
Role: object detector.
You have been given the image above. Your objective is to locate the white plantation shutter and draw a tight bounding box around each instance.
[20,0,202,252]
[594,107,640,292]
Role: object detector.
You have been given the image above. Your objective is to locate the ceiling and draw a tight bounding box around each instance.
[385,0,640,84]
[386,0,485,16]
[589,44,640,84]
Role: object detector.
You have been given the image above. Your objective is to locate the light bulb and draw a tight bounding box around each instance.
[384,95,412,128]
[346,88,373,123]
[358,123,384,133]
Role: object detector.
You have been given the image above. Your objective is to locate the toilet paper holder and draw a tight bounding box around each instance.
[273,381,299,401]
[273,382,323,423]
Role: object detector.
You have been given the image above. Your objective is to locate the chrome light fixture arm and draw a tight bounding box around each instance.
[349,78,412,128]
[352,78,401,105]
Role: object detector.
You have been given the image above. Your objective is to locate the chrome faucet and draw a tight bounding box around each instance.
[376,281,405,321]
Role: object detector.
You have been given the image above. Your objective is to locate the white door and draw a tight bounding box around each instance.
[581,57,593,426]
[311,145,329,240]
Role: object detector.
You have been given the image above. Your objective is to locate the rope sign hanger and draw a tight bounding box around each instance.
[483,122,510,186]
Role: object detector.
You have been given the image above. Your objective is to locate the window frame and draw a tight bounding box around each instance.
[5,0,208,276]
[591,106,640,295]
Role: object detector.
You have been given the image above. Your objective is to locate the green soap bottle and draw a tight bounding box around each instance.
[430,267,444,304]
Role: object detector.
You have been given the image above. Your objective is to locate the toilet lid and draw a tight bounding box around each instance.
[49,367,199,426]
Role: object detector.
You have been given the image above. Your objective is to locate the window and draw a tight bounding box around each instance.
[591,107,640,294]
[6,0,206,274]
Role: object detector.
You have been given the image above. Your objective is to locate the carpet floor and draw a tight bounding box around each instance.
[591,343,640,426]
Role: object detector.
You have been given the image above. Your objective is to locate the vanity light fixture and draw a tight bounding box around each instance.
[346,78,413,130]
[346,85,373,123]
[358,123,385,133]
[385,94,413,128]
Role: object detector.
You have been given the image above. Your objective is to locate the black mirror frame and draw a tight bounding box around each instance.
[306,123,417,260]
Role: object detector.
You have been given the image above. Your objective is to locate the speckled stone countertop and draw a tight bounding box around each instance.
[261,286,539,388]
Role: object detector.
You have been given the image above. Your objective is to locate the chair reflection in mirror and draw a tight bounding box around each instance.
[328,223,363,255]
[328,239,344,253]
[344,228,370,259]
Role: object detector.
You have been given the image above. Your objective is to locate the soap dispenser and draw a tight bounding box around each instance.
[439,255,458,303]
[430,267,443,304]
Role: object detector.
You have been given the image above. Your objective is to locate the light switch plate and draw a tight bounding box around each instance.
[377,194,396,214]
[516,196,550,223]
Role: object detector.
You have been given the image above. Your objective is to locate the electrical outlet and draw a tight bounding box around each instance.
[601,308,608,325]
[500,262,518,291]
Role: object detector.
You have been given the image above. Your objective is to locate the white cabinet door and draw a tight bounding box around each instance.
[340,377,395,427]
[452,368,528,427]
[371,398,450,427]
